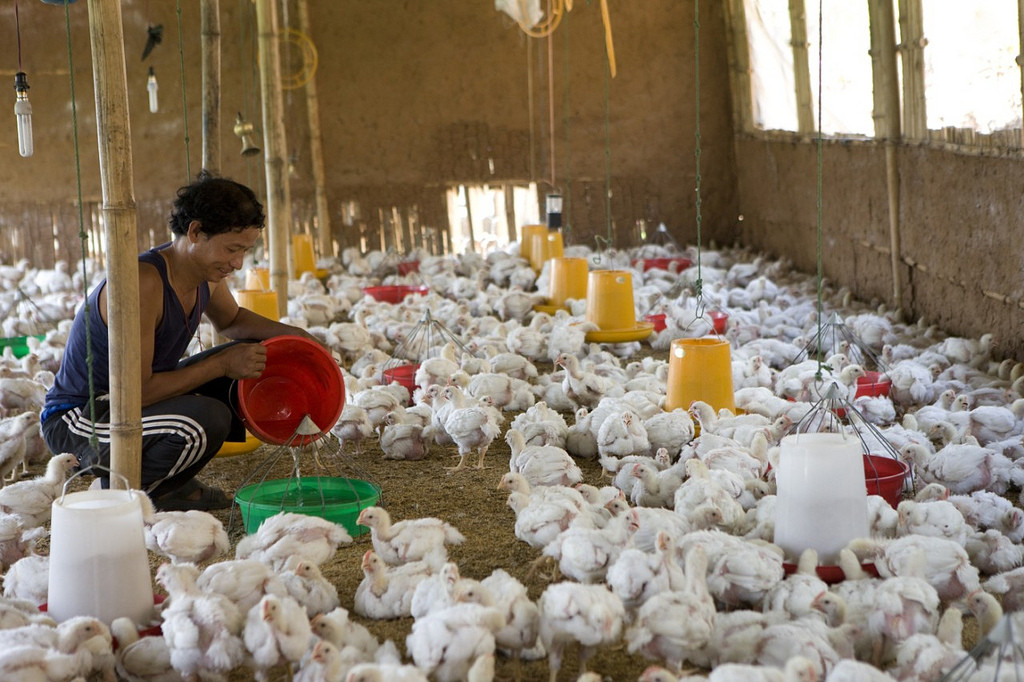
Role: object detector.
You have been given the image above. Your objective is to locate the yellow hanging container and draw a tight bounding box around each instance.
[549,257,588,307]
[663,337,735,414]
[236,289,280,321]
[519,224,547,264]
[245,266,270,291]
[583,269,654,343]
[291,233,316,277]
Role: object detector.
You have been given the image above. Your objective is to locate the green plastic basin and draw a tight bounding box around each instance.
[234,476,381,536]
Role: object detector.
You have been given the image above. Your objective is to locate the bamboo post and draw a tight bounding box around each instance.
[200,0,221,175]
[897,0,926,141]
[86,0,142,489]
[296,0,332,261]
[723,0,755,133]
[788,0,814,136]
[504,184,518,244]
[255,0,293,317]
[868,0,904,314]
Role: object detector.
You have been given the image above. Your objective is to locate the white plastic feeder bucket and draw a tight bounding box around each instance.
[47,470,154,626]
[773,432,869,564]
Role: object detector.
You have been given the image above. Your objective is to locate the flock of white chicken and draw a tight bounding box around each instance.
[1,240,1024,681]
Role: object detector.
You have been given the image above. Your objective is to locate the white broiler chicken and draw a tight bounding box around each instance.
[505,490,580,550]
[506,429,583,488]
[541,507,639,583]
[405,597,504,682]
[643,409,696,459]
[380,416,430,461]
[0,411,37,484]
[277,555,340,618]
[293,639,347,682]
[467,372,535,411]
[848,533,981,604]
[356,505,465,570]
[626,544,717,672]
[353,550,434,620]
[410,561,463,619]
[110,616,181,682]
[0,452,77,528]
[629,458,684,509]
[556,353,619,409]
[509,401,569,448]
[235,511,352,570]
[0,512,35,573]
[477,569,541,675]
[538,582,625,682]
[441,385,503,472]
[565,407,599,459]
[345,659,429,681]
[889,606,965,682]
[243,594,314,682]
[597,410,651,469]
[351,385,405,428]
[895,499,969,545]
[607,530,686,614]
[310,606,379,661]
[331,403,375,453]
[761,548,830,621]
[139,495,230,565]
[197,558,289,617]
[2,553,48,605]
[705,655,820,682]
[157,562,246,682]
[677,530,785,609]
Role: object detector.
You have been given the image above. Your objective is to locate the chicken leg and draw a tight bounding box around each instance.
[445,452,471,474]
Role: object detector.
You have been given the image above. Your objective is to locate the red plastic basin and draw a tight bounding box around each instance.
[864,454,910,508]
[633,257,693,272]
[644,313,667,332]
[363,285,429,303]
[237,336,345,445]
[855,370,892,398]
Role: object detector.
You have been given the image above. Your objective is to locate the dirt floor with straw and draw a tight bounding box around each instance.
[50,352,983,682]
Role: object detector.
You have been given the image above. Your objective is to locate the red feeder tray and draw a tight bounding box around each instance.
[782,561,880,585]
[710,310,729,334]
[633,257,693,272]
[237,336,345,446]
[644,313,667,332]
[865,454,910,508]
[363,285,429,304]
[397,260,420,275]
[855,370,892,399]
[382,363,419,400]
[41,594,166,643]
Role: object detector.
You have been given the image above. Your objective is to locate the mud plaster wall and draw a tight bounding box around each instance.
[0,1,736,261]
[734,136,1024,357]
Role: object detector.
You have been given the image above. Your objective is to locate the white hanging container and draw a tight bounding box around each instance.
[773,432,869,564]
[47,470,154,626]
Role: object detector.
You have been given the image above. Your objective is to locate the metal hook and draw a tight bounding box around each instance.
[61,462,134,504]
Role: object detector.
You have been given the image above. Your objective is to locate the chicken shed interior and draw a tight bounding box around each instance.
[1,1,1024,681]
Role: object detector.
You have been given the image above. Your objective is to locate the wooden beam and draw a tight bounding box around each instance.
[897,0,927,140]
[86,0,142,489]
[255,0,293,317]
[200,0,221,175]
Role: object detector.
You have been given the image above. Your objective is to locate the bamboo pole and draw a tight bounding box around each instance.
[255,0,293,317]
[200,0,221,175]
[897,0,926,141]
[868,0,904,314]
[296,0,332,261]
[722,0,754,133]
[788,0,814,136]
[86,0,142,489]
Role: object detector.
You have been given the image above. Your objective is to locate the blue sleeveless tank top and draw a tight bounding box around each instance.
[43,244,212,417]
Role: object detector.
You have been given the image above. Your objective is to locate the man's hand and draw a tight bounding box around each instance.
[220,342,267,379]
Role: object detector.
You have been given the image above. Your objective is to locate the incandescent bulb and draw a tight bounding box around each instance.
[14,72,32,158]
[147,67,158,114]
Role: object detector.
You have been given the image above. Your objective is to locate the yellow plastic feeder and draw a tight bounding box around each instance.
[236,289,280,320]
[550,257,589,307]
[583,269,654,343]
[292,234,318,277]
[519,224,547,264]
[245,266,270,291]
[663,337,735,414]
[215,431,262,458]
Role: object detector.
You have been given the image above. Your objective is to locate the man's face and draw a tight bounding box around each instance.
[195,225,261,282]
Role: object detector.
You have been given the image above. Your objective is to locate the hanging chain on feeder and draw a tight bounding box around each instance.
[176,0,193,179]
[813,0,825,383]
[63,1,100,453]
[561,5,572,241]
[692,0,705,305]
[602,47,613,254]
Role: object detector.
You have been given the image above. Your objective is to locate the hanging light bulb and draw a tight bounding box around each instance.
[146,66,158,113]
[546,193,563,229]
[14,72,32,158]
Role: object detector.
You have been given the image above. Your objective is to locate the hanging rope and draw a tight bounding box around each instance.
[63,0,99,453]
[561,5,572,239]
[599,44,612,258]
[814,0,825,380]
[547,3,556,190]
[692,0,704,309]
[176,0,193,179]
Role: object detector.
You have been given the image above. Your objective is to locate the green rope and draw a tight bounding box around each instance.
[63,1,98,452]
[814,0,825,379]
[176,0,192,179]
[693,0,703,304]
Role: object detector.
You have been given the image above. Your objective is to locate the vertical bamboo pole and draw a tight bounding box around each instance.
[201,0,221,175]
[86,0,142,489]
[788,0,814,136]
[296,0,332,261]
[897,0,926,141]
[255,0,292,317]
[723,0,754,133]
[869,0,904,314]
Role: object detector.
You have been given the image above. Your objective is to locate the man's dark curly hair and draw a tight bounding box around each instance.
[168,171,265,236]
